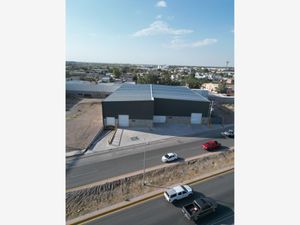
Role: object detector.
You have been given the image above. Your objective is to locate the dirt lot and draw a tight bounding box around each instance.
[66,96,103,152]
[213,103,234,124]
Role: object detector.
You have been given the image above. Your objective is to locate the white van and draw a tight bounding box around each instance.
[164,185,193,203]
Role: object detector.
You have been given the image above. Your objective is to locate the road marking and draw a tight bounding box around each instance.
[69,169,234,225]
[210,213,234,225]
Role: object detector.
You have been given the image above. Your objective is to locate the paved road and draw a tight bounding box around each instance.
[86,172,234,225]
[66,128,234,189]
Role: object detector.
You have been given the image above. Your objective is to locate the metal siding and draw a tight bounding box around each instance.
[154,98,210,117]
[102,101,154,119]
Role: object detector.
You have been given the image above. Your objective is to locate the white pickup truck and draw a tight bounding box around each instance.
[164,185,193,203]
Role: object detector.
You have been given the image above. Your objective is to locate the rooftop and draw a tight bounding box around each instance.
[173,185,185,193]
[66,81,122,93]
[104,84,209,102]
[104,84,153,102]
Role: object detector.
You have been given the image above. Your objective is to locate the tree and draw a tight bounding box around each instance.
[132,75,137,82]
[160,72,172,85]
[216,83,227,94]
[112,68,121,78]
[186,77,202,88]
[137,73,159,84]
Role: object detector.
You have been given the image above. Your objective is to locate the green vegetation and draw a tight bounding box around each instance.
[180,75,211,89]
[216,83,227,93]
[112,67,121,78]
[137,73,159,84]
[137,72,180,85]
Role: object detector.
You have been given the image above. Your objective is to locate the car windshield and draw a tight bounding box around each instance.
[165,154,171,158]
[167,153,174,158]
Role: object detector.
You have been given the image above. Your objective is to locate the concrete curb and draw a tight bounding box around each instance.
[67,124,234,159]
[66,166,234,225]
[66,149,86,158]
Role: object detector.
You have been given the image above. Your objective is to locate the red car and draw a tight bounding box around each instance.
[202,140,221,150]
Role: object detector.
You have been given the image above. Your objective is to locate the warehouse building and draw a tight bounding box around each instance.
[66,80,122,98]
[102,84,210,128]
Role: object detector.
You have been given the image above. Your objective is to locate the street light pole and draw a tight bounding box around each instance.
[208,101,214,127]
[142,147,146,187]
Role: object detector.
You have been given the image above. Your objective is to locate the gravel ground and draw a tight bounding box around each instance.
[66,97,103,152]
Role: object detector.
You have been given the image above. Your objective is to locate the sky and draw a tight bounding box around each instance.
[66,0,234,67]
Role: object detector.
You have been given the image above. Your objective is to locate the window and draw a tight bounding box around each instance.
[170,194,176,198]
[178,192,182,195]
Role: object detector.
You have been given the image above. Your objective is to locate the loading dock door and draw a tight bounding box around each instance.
[191,113,202,124]
[106,117,115,127]
[153,115,166,123]
[118,115,129,127]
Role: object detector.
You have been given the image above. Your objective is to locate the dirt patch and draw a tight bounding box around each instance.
[66,97,103,152]
[213,103,234,124]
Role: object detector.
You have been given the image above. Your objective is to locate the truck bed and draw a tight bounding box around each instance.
[183,203,201,217]
[182,198,217,221]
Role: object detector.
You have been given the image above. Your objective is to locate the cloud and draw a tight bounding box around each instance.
[156,1,167,8]
[166,37,218,49]
[156,14,162,19]
[133,20,193,37]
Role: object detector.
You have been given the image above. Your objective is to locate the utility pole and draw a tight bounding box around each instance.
[208,101,214,127]
[142,141,148,189]
[142,147,146,187]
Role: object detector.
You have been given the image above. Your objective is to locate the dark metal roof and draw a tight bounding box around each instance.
[66,81,122,93]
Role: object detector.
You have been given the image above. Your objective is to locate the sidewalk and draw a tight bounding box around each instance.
[90,123,233,152]
[66,123,233,158]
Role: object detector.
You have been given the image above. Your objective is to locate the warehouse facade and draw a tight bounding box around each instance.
[102,84,210,128]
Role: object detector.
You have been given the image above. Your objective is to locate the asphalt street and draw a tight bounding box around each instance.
[66,128,234,189]
[85,171,234,225]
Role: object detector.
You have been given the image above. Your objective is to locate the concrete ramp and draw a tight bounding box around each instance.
[111,129,124,146]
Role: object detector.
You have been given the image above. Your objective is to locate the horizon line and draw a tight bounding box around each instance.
[66,60,234,68]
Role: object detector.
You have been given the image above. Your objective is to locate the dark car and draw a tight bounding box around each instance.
[202,140,221,150]
[221,129,234,138]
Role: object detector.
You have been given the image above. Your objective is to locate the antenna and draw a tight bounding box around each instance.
[226,61,229,68]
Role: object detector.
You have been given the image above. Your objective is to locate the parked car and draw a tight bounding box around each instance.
[161,153,178,163]
[164,185,193,203]
[221,129,234,138]
[202,140,221,150]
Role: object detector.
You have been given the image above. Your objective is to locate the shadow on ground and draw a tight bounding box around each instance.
[172,191,234,225]
[66,95,82,111]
